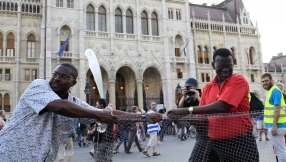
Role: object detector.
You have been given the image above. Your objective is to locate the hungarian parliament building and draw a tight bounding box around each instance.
[0,0,272,115]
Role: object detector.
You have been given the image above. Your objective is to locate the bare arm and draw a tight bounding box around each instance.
[178,87,188,108]
[46,100,102,118]
[46,100,162,124]
[270,105,281,136]
[136,122,140,130]
[46,100,117,124]
[112,110,163,124]
[273,105,281,126]
[178,96,186,108]
[168,101,232,116]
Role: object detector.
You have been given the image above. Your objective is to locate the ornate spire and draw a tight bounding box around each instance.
[222,13,225,22]
[192,8,195,18]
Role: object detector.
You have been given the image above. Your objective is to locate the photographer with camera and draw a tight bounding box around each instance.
[178,78,201,108]
[177,78,200,141]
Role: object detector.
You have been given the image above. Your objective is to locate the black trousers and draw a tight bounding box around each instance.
[189,130,259,162]
[126,129,143,151]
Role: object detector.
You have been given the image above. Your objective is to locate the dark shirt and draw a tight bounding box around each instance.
[94,123,114,143]
[79,123,87,130]
[184,96,199,107]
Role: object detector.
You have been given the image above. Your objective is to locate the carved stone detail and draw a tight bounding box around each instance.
[143,45,148,51]
[136,59,144,68]
[101,42,107,49]
[129,44,135,51]
[109,58,117,68]
[117,43,122,50]
[155,46,160,52]
[88,41,94,48]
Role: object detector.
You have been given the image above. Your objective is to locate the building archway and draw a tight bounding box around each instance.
[143,67,163,111]
[86,67,108,106]
[116,66,136,111]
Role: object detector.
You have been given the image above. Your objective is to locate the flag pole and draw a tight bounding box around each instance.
[57,32,71,59]
[179,39,190,56]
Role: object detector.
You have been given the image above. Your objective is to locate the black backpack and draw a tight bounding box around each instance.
[249,92,264,112]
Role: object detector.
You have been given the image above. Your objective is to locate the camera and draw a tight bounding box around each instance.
[186,87,201,96]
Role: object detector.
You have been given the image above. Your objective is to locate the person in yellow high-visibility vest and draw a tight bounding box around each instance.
[261,73,286,162]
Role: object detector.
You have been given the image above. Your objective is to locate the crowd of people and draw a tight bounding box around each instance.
[1,48,286,162]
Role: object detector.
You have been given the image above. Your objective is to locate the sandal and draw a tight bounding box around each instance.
[142,150,150,157]
[153,152,161,156]
[113,149,119,154]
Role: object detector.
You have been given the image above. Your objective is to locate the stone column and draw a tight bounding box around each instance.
[109,79,116,110]
[39,0,46,79]
[136,0,141,55]
[109,0,114,55]
[148,13,152,36]
[3,36,6,57]
[15,3,22,109]
[186,2,196,79]
[45,0,52,80]
[161,0,173,110]
[78,0,86,101]
[95,7,98,33]
[202,48,205,64]
[236,18,246,76]
[136,79,144,111]
[63,0,67,8]
[123,13,126,38]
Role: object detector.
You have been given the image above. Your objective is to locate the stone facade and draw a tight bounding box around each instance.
[0,0,265,115]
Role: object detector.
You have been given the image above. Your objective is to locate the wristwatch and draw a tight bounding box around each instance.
[188,107,193,115]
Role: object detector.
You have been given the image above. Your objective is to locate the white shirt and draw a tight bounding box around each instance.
[0,79,99,162]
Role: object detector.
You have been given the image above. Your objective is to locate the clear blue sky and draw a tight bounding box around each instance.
[190,0,286,63]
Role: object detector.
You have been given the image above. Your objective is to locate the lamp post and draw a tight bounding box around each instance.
[84,82,92,104]
[176,83,182,104]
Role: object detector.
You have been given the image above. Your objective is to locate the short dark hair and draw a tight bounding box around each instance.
[132,106,138,112]
[213,48,232,61]
[97,98,107,108]
[261,73,272,80]
[60,63,78,79]
[158,109,164,114]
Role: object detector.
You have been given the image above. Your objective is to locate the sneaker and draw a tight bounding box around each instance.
[158,141,162,145]
[259,138,262,141]
[83,143,89,147]
[266,138,270,141]
[89,151,95,158]
[125,150,133,154]
[113,149,119,154]
[78,141,82,147]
